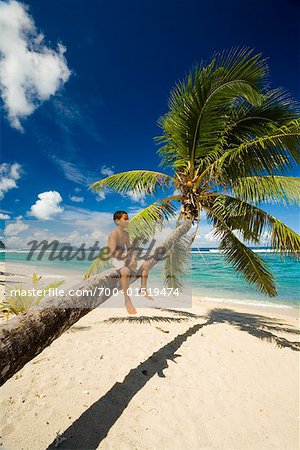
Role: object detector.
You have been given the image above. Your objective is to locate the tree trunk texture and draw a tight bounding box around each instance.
[0,220,192,386]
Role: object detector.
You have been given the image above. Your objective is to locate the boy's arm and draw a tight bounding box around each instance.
[107,231,117,258]
[126,232,137,266]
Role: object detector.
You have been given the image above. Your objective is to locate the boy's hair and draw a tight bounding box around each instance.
[113,210,128,223]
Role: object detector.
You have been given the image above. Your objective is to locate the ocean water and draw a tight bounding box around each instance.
[1,249,299,308]
[190,251,300,308]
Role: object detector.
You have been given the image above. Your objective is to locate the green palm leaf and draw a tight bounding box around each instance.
[157,47,268,169]
[205,193,300,257]
[127,197,179,240]
[230,176,300,205]
[89,170,174,195]
[203,204,277,296]
[1,278,65,318]
[162,233,192,290]
[199,119,300,185]
[221,88,299,143]
[83,248,113,279]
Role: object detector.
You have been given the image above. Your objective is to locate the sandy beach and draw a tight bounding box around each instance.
[0,261,299,449]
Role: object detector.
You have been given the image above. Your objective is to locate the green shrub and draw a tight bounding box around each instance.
[0,273,65,320]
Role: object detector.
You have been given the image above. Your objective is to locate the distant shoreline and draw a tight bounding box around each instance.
[0,247,290,254]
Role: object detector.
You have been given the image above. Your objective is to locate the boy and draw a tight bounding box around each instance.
[107,211,153,314]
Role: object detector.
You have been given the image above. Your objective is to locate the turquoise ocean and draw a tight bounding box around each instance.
[1,249,299,309]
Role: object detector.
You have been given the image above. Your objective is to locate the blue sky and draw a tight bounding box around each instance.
[0,0,299,248]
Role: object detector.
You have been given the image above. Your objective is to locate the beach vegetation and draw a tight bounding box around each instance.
[0,273,64,320]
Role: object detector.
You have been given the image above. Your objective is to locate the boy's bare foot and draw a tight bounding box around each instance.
[125,296,137,315]
[139,288,154,300]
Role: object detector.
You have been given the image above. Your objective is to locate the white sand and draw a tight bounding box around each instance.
[0,262,299,449]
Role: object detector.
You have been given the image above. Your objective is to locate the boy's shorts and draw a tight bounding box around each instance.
[111,258,144,271]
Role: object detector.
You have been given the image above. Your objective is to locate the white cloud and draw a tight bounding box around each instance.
[259,230,272,246]
[28,191,64,220]
[193,221,221,247]
[4,235,25,248]
[4,219,28,236]
[203,230,218,242]
[96,191,106,202]
[64,229,106,247]
[49,156,90,185]
[50,95,102,144]
[1,207,115,249]
[4,226,55,249]
[262,230,271,240]
[59,206,113,233]
[0,162,21,199]
[74,187,81,193]
[126,190,146,205]
[100,165,114,176]
[0,0,71,130]
[5,226,106,250]
[0,213,10,219]
[69,195,84,203]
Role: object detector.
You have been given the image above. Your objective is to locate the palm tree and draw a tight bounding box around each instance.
[88,47,300,297]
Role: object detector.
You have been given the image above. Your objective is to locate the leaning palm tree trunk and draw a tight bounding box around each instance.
[0,220,192,387]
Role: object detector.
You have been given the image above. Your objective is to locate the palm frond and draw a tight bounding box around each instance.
[203,204,277,296]
[210,46,269,88]
[199,119,300,185]
[201,87,299,168]
[204,193,300,257]
[157,47,269,168]
[162,233,192,291]
[271,220,300,257]
[127,197,179,241]
[2,277,65,318]
[83,248,112,279]
[222,88,299,141]
[89,170,174,195]
[230,176,300,205]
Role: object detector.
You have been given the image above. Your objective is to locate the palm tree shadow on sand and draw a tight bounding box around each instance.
[46,307,299,449]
